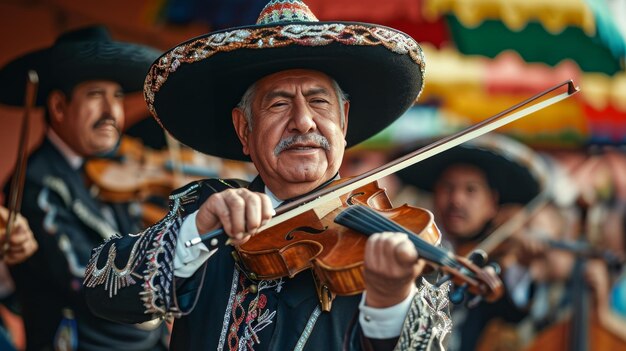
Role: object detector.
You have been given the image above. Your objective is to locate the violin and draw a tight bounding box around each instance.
[523,198,626,351]
[524,260,626,351]
[235,180,503,311]
[84,137,174,202]
[85,136,220,201]
[84,136,220,224]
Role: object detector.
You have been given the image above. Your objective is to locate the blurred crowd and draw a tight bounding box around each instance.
[340,137,626,351]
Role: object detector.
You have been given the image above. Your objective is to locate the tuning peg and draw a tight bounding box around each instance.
[486,262,501,275]
[468,249,488,267]
[449,283,468,304]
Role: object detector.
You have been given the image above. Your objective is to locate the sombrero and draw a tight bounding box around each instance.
[397,134,549,205]
[144,0,426,161]
[0,25,161,106]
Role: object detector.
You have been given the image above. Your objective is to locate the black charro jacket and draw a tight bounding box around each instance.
[8,138,167,351]
[84,176,451,351]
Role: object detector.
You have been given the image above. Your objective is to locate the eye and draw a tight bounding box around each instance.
[269,101,289,109]
[87,89,104,97]
[311,98,329,104]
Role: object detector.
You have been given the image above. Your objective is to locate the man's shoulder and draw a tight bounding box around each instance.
[201,178,250,192]
[160,178,251,218]
[4,144,56,198]
[169,178,250,203]
[25,141,65,180]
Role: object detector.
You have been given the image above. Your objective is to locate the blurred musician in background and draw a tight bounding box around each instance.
[0,26,169,350]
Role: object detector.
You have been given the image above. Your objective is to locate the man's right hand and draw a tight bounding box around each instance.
[195,188,275,246]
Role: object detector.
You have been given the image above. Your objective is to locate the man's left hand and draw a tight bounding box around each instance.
[363,232,425,308]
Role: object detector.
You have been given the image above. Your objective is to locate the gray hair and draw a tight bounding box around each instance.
[236,78,349,130]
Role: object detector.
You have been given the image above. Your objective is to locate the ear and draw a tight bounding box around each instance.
[232,107,250,156]
[342,100,350,137]
[47,90,67,125]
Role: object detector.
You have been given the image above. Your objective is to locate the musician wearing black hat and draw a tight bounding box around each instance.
[0,26,168,350]
[82,1,502,350]
[398,133,550,351]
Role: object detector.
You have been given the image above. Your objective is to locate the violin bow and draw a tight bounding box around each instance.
[1,71,38,258]
[188,80,579,248]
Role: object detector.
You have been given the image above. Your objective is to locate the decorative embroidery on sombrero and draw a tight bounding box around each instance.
[256,0,319,24]
[144,23,424,120]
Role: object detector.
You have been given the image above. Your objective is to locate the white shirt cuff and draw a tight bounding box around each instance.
[359,284,418,339]
[173,211,216,278]
[504,263,532,308]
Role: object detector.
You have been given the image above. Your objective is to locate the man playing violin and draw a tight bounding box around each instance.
[0,26,169,350]
[83,1,501,350]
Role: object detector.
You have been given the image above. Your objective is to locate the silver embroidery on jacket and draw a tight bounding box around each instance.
[394,279,452,351]
[84,183,199,319]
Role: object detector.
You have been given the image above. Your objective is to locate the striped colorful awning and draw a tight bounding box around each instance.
[423,0,626,75]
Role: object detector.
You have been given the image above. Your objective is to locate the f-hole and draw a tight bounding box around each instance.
[346,192,365,206]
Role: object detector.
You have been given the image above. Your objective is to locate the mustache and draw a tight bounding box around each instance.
[274,133,330,155]
[93,115,120,133]
[442,205,467,219]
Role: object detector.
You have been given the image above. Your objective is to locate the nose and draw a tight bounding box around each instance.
[105,91,125,123]
[448,188,465,207]
[288,97,316,134]
[101,94,112,113]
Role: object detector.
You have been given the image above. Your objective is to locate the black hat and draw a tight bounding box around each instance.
[0,25,161,106]
[398,134,549,205]
[144,0,426,161]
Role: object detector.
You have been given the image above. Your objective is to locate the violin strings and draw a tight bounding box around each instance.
[342,206,457,267]
[335,205,459,268]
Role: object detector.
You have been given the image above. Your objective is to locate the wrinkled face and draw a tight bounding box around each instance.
[233,69,349,199]
[49,80,124,156]
[433,164,499,239]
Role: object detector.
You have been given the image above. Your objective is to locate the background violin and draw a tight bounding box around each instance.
[521,196,626,351]
[84,136,221,225]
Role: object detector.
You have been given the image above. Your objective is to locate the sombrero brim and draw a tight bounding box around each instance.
[0,42,160,107]
[146,21,425,161]
[0,48,51,106]
[397,136,547,205]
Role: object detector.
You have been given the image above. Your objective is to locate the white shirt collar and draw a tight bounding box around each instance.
[47,129,84,170]
[263,174,341,209]
[264,186,283,209]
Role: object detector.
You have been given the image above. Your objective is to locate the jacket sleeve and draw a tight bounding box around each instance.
[390,279,452,350]
[345,278,452,351]
[9,180,83,302]
[84,181,206,323]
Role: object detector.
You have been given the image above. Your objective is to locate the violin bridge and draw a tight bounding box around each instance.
[312,197,342,220]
